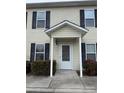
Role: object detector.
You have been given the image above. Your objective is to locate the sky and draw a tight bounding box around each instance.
[26,0,82,3]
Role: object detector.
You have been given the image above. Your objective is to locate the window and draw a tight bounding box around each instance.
[86,44,96,61]
[35,44,45,61]
[85,10,95,27]
[36,12,46,28]
[62,45,70,61]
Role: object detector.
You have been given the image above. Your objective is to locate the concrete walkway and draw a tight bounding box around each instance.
[26,70,97,93]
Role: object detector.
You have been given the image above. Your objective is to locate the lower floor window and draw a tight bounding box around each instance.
[86,44,97,61]
[36,53,44,60]
[87,54,96,61]
[35,44,45,61]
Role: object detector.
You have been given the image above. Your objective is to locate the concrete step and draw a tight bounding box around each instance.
[26,88,96,93]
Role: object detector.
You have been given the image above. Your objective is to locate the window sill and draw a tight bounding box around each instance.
[32,28,46,30]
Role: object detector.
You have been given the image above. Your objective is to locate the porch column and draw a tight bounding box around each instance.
[50,37,53,77]
[79,37,83,77]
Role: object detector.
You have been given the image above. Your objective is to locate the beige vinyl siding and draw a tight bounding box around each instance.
[73,38,80,70]
[51,25,81,38]
[26,6,96,29]
[82,27,97,43]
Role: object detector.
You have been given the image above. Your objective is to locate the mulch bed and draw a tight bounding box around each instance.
[76,70,97,76]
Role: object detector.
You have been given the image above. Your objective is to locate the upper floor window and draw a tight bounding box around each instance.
[85,10,95,27]
[36,12,46,28]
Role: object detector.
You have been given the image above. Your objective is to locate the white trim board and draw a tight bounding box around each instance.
[45,20,88,34]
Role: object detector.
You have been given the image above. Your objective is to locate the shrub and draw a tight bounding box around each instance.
[31,60,56,76]
[26,61,31,74]
[83,60,97,76]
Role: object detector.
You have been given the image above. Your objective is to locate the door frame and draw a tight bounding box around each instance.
[59,43,73,69]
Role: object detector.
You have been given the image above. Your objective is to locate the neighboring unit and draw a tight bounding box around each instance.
[26,0,97,77]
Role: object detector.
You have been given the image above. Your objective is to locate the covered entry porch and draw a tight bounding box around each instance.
[45,20,88,77]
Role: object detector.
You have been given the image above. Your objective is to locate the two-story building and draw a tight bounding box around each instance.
[26,0,97,77]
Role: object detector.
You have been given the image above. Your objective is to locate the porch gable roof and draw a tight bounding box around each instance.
[45,20,88,36]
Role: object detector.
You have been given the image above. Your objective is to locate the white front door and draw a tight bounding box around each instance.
[60,44,72,69]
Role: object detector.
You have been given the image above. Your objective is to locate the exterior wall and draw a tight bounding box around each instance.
[27,6,96,28]
[26,6,97,70]
[53,39,59,69]
[73,38,80,70]
[26,11,50,60]
[82,27,97,43]
[51,25,81,38]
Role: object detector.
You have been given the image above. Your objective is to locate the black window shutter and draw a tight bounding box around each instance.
[46,11,50,29]
[26,12,27,28]
[81,43,86,63]
[96,43,97,53]
[30,43,35,62]
[95,9,97,27]
[45,43,50,60]
[80,10,85,28]
[32,11,37,29]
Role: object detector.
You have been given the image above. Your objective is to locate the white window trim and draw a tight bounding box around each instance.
[85,43,97,60]
[36,11,46,28]
[84,9,95,27]
[34,44,45,61]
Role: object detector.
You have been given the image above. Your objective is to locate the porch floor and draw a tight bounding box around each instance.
[26,70,97,93]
